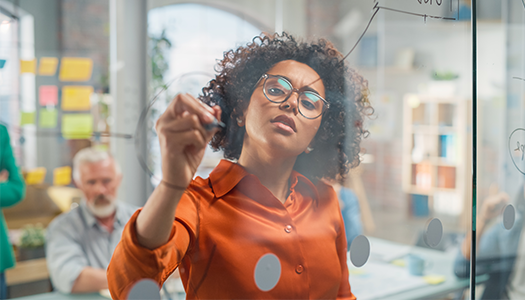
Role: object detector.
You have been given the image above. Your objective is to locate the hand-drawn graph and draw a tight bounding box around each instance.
[342,0,459,60]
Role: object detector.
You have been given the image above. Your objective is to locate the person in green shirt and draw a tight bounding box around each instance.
[0,124,26,299]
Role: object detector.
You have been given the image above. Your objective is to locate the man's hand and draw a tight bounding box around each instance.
[479,184,509,223]
[0,170,9,183]
[71,267,108,293]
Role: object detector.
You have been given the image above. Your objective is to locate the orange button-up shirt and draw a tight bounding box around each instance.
[107,160,355,299]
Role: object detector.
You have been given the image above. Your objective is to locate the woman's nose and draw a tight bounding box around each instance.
[279,91,299,115]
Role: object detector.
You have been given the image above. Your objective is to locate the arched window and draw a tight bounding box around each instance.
[147,3,261,185]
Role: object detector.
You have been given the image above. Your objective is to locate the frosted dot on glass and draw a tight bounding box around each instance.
[349,235,370,267]
[424,218,443,248]
[254,253,281,291]
[503,204,516,230]
[128,279,160,300]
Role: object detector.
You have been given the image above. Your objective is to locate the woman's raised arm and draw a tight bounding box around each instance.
[136,93,221,250]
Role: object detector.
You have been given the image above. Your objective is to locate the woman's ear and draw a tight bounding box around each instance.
[305,145,314,154]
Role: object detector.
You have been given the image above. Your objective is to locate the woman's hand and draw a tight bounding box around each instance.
[155,93,221,189]
[0,170,9,183]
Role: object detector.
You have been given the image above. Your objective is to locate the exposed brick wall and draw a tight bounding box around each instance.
[61,0,109,91]
[305,0,343,37]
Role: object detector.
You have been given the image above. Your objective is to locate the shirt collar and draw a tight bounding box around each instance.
[80,200,97,228]
[209,159,320,201]
[209,160,250,198]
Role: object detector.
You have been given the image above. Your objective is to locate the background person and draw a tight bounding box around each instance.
[455,184,525,299]
[324,177,363,248]
[0,124,26,299]
[45,147,137,294]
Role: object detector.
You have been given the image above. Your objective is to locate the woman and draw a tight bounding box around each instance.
[0,124,26,299]
[108,33,372,299]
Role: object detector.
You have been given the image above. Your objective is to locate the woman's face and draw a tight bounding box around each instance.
[241,60,325,159]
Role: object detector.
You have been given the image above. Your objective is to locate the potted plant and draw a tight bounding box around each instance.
[18,223,46,261]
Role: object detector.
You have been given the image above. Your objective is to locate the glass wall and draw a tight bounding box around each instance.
[0,0,523,299]
[473,0,525,299]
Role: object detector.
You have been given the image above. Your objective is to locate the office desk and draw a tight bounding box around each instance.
[11,292,107,300]
[11,238,473,300]
[350,237,475,300]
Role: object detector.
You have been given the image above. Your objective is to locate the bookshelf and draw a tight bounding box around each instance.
[402,94,471,217]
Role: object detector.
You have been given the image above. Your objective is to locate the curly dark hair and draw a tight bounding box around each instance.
[200,32,373,181]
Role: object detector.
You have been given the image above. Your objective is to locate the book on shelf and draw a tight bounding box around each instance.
[414,162,432,189]
[439,134,456,163]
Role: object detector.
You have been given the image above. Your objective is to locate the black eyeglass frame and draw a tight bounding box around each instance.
[253,74,330,120]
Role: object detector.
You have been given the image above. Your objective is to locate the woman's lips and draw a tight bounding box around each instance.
[271,115,296,132]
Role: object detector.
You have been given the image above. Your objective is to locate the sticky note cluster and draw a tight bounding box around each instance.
[20,57,93,81]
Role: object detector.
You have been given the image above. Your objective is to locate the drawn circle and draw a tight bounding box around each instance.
[134,72,215,179]
[424,218,443,248]
[503,204,516,230]
[508,128,525,175]
[128,279,161,300]
[349,235,370,267]
[254,253,281,291]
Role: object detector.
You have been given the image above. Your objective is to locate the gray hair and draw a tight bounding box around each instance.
[72,147,121,183]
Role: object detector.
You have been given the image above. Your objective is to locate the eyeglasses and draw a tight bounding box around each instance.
[255,74,330,119]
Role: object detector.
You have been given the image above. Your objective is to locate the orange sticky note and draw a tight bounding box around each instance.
[59,57,93,82]
[53,166,72,186]
[20,59,36,74]
[38,57,58,76]
[61,86,93,111]
[62,114,93,139]
[26,167,47,185]
[39,85,58,106]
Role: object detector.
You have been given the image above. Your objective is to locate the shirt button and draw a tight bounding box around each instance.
[296,264,304,274]
[284,225,292,233]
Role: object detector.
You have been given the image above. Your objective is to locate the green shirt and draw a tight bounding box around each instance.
[0,124,26,272]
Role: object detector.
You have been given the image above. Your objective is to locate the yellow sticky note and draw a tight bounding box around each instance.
[53,166,72,186]
[62,114,93,139]
[38,57,58,76]
[26,167,47,185]
[20,59,36,74]
[348,269,367,275]
[59,57,93,82]
[423,275,446,285]
[62,86,93,111]
[391,259,406,267]
[20,112,35,126]
[39,109,57,128]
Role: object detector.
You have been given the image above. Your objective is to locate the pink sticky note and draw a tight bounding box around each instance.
[39,85,58,106]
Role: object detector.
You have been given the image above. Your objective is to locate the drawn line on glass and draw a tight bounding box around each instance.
[134,71,215,179]
[508,128,525,175]
[342,1,456,61]
[1,122,133,140]
[513,77,525,82]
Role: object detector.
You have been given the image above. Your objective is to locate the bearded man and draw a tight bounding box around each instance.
[45,147,137,294]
